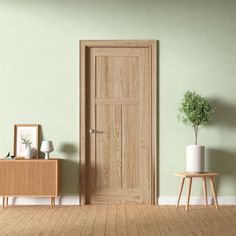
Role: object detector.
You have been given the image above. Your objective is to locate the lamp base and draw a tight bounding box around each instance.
[45,153,49,160]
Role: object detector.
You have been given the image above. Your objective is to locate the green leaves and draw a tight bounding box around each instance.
[21,137,32,149]
[178,90,214,144]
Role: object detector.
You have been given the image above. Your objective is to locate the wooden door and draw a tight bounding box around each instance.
[80,40,157,204]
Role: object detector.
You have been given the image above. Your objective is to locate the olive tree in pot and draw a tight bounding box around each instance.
[178,90,213,173]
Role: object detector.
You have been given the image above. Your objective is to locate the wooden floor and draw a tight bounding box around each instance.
[0,205,235,236]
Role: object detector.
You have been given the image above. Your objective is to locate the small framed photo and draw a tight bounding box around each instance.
[14,124,39,158]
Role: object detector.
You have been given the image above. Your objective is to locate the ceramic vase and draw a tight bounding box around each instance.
[24,145,33,159]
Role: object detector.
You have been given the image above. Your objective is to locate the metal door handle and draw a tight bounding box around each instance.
[89,128,96,134]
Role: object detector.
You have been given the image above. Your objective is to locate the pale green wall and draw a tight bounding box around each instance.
[0,0,236,197]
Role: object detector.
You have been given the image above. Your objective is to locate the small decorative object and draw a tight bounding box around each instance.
[0,152,15,160]
[178,90,213,173]
[14,124,39,158]
[5,152,15,159]
[40,141,54,160]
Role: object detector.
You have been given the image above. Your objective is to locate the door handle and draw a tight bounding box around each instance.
[89,128,96,134]
[89,129,103,134]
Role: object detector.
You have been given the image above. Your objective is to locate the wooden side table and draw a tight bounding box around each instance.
[174,172,219,211]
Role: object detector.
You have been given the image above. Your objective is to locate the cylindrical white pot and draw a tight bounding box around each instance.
[24,146,33,159]
[186,145,205,173]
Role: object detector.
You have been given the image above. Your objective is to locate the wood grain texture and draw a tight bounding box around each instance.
[122,105,140,189]
[95,105,122,190]
[80,40,157,204]
[0,205,235,235]
[96,56,139,99]
[0,159,59,200]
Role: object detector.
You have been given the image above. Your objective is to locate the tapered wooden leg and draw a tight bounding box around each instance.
[202,177,208,206]
[2,197,5,209]
[6,197,8,207]
[186,177,192,211]
[50,197,53,209]
[53,197,55,207]
[209,176,218,209]
[176,177,185,208]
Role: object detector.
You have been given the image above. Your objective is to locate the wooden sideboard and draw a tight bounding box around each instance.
[0,159,60,208]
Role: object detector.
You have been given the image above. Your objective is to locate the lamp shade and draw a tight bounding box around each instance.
[40,140,54,153]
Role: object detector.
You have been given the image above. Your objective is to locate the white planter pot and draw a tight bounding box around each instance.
[186,145,205,173]
[24,146,33,159]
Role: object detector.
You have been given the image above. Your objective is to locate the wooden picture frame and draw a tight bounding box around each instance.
[14,124,39,158]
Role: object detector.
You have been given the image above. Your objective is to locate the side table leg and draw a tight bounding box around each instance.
[209,176,218,209]
[186,177,192,211]
[176,177,185,208]
[202,177,208,206]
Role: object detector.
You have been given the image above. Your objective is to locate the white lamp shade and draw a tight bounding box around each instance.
[40,140,54,153]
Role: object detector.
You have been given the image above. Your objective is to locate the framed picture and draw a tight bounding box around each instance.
[14,124,39,158]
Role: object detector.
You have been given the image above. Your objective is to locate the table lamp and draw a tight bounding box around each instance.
[40,140,54,159]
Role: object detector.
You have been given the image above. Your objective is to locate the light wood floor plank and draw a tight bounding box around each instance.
[142,205,160,236]
[3,206,34,235]
[59,205,82,235]
[214,207,236,235]
[0,206,26,235]
[92,205,108,236]
[134,205,149,236]
[177,206,205,236]
[167,205,195,236]
[125,205,138,236]
[201,206,234,236]
[116,205,127,236]
[49,206,73,235]
[151,206,171,235]
[190,206,220,235]
[70,205,90,236]
[0,205,235,236]
[105,205,117,236]
[80,205,97,236]
[39,206,67,236]
[16,206,46,236]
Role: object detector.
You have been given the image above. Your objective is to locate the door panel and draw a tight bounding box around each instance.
[96,56,140,99]
[122,105,140,189]
[81,41,156,204]
[95,105,122,190]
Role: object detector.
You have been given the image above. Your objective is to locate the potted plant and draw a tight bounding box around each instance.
[21,134,33,159]
[178,90,213,173]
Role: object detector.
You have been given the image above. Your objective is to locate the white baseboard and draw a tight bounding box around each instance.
[1,196,235,206]
[158,196,236,205]
[0,196,80,206]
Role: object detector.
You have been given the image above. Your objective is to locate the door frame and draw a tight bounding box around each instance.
[79,40,157,205]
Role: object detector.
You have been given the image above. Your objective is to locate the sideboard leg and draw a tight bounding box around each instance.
[50,197,53,208]
[2,197,5,209]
